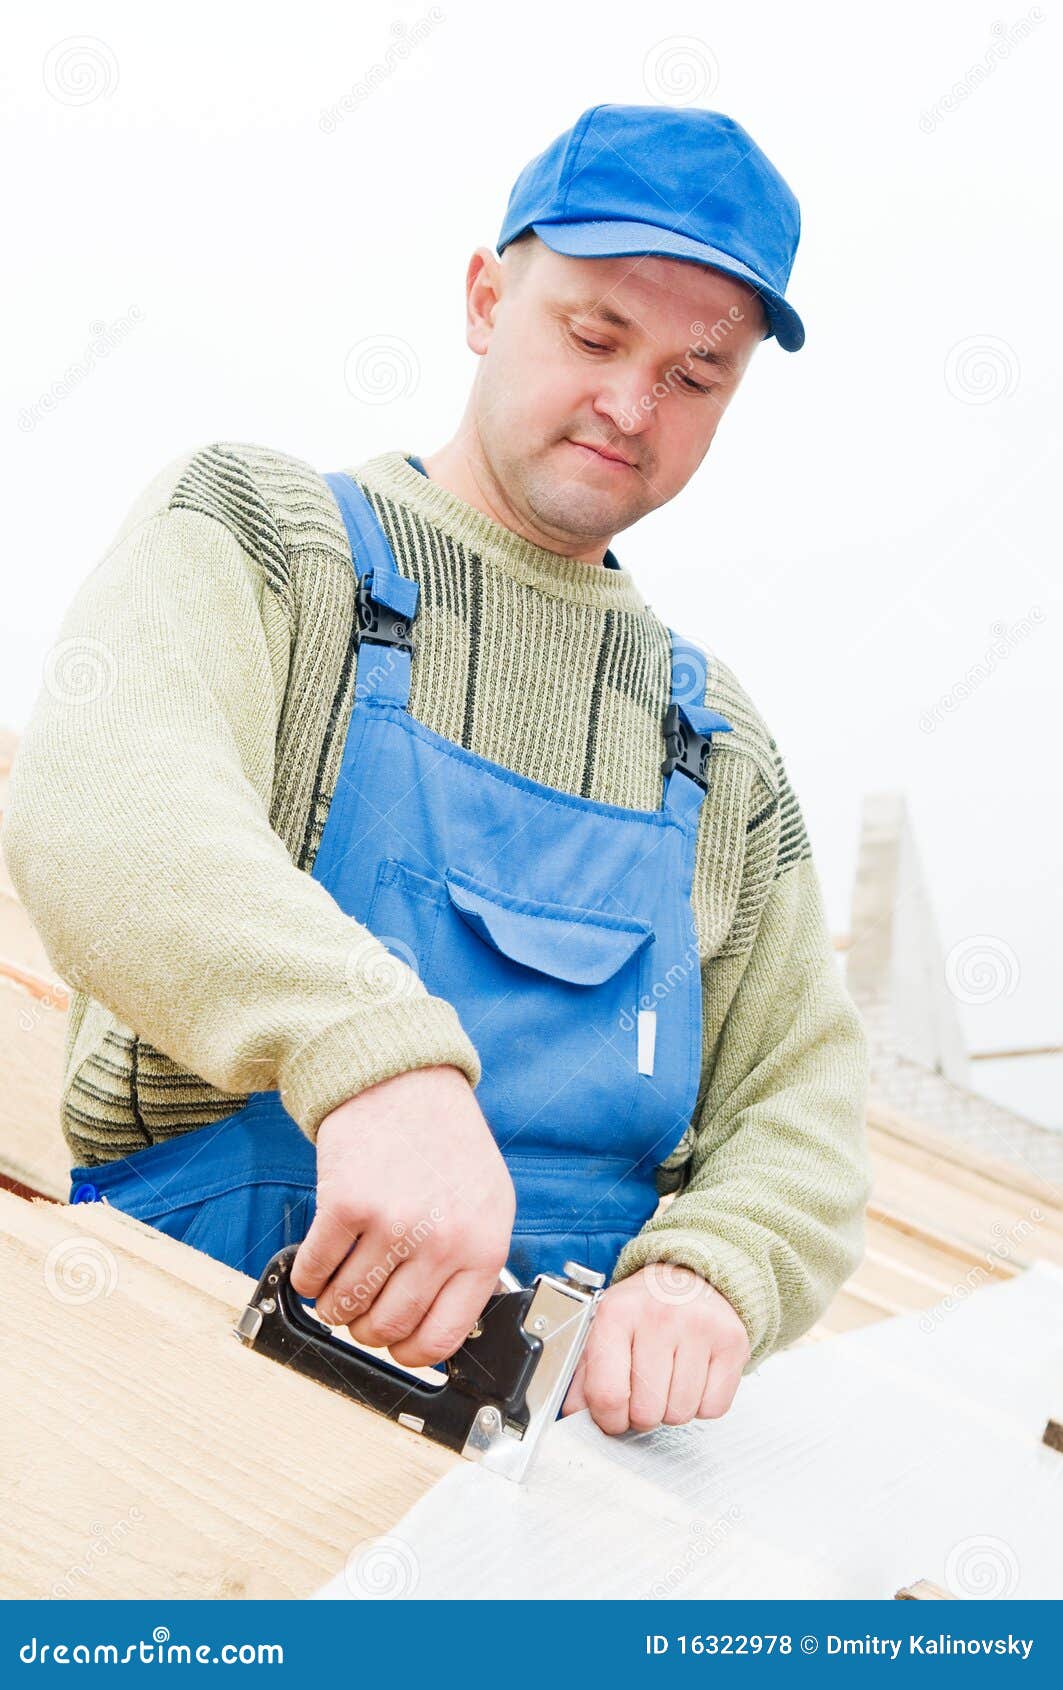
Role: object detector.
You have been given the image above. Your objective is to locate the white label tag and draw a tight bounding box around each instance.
[636,1009,657,1076]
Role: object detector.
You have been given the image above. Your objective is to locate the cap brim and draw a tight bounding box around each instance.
[528,218,805,352]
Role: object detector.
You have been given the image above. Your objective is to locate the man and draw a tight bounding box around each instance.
[2,105,871,1437]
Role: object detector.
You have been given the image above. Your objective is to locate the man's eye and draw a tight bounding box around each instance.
[677,372,713,396]
[572,333,610,353]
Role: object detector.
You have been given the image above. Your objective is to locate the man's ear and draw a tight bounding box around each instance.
[465,247,503,355]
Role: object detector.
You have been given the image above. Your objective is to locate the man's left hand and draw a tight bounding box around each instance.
[560,1262,751,1435]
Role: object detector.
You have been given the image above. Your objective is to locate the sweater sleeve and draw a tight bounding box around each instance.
[0,490,482,1143]
[609,822,872,1370]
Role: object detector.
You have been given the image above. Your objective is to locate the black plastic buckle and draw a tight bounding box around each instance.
[356,573,415,653]
[661,701,713,789]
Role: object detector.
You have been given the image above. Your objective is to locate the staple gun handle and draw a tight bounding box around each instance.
[235,1244,542,1454]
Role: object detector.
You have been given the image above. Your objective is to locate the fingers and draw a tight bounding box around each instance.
[339,1255,443,1352]
[290,1203,361,1299]
[628,1323,675,1432]
[698,1342,746,1419]
[313,1225,403,1327]
[663,1344,712,1425]
[388,1267,500,1368]
[579,1317,637,1437]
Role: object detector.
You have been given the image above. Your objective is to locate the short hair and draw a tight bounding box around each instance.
[499,228,540,283]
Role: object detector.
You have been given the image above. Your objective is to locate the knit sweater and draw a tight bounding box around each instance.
[1,441,872,1368]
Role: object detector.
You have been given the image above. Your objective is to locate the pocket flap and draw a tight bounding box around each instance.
[443,868,652,986]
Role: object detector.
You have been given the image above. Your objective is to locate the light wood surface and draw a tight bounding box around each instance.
[0,1189,458,1599]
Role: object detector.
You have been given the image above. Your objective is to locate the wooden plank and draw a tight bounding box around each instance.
[0,1190,458,1598]
[865,1202,1025,1280]
[868,1157,1063,1266]
[0,976,70,1199]
[0,893,58,984]
[868,1096,1063,1213]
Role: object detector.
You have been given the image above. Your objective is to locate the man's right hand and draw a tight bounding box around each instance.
[289,1064,516,1369]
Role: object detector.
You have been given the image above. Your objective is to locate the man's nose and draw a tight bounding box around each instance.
[591,377,657,443]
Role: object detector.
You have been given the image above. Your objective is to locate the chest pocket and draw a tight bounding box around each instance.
[365,858,657,1151]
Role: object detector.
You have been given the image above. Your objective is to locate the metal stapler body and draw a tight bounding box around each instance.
[234,1246,604,1482]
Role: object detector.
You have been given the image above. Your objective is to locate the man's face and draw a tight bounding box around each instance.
[466,237,768,549]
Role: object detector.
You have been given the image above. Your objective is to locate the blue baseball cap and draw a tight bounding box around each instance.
[497,104,805,352]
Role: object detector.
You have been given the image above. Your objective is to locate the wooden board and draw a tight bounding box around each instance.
[0,1189,458,1599]
[0,976,69,1199]
[0,736,72,1199]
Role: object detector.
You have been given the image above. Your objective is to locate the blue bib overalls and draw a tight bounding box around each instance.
[69,473,733,1290]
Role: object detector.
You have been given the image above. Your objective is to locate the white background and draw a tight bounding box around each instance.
[3,2,1060,1126]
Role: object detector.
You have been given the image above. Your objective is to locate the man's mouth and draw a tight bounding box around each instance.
[564,438,635,470]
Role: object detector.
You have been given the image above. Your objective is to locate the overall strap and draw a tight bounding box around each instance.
[661,630,734,820]
[323,471,420,710]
